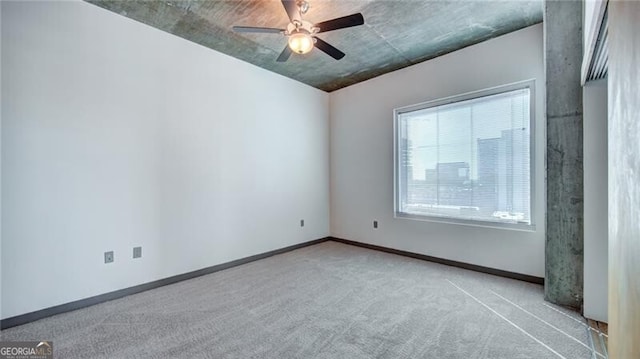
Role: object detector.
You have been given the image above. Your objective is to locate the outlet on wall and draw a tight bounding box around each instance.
[373,220,378,229]
[104,251,114,264]
[133,246,142,259]
[300,219,305,227]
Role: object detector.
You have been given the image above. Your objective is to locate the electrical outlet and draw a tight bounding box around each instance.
[300,219,305,227]
[104,251,114,264]
[373,220,378,229]
[133,246,142,259]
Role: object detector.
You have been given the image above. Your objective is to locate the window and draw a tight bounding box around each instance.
[394,81,534,229]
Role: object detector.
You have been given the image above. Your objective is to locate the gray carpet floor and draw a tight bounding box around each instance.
[1,241,602,358]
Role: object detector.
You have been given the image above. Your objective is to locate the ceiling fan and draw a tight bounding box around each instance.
[232,0,364,62]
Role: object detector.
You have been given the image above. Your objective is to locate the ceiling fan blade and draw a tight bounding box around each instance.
[313,37,346,60]
[232,26,284,34]
[276,45,293,62]
[315,13,364,33]
[281,0,301,22]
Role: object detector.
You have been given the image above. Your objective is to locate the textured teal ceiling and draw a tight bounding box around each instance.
[86,0,543,92]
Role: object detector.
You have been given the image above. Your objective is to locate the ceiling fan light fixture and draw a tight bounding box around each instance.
[288,31,314,54]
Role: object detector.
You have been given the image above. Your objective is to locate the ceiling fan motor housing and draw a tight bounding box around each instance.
[297,0,309,14]
[286,20,319,36]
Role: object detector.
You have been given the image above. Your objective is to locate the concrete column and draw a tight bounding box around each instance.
[608,1,640,357]
[543,0,584,309]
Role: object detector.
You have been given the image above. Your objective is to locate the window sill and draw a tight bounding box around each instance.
[394,212,536,232]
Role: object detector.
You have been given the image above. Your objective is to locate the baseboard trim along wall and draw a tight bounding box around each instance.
[2,236,543,329]
[329,237,545,285]
[0,237,330,330]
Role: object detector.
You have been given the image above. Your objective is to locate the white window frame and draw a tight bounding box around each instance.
[393,80,536,231]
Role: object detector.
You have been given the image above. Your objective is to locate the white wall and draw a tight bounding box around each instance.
[1,1,329,319]
[0,0,3,321]
[330,24,545,277]
[583,80,608,322]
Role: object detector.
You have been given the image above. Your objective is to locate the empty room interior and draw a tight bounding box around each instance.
[1,0,638,358]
